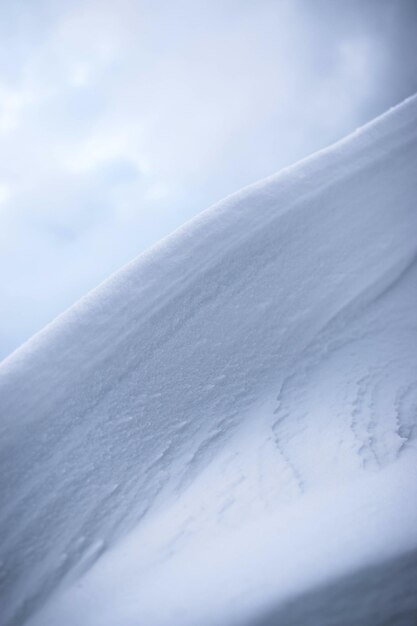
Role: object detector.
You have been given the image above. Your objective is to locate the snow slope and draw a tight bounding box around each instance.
[1,94,417,626]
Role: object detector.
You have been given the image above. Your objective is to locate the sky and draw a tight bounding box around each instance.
[1,0,417,361]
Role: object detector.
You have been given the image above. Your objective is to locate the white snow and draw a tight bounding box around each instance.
[1,94,417,626]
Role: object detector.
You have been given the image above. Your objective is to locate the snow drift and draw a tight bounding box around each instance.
[1,94,417,626]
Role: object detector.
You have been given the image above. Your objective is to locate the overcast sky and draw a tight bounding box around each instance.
[1,0,416,360]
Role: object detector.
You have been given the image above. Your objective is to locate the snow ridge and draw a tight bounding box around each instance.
[1,94,417,626]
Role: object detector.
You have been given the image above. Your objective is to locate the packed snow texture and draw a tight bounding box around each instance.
[1,94,417,626]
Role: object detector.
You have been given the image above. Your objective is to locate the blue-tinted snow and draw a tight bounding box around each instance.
[1,94,417,626]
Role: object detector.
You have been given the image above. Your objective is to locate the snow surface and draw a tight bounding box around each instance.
[1,94,417,626]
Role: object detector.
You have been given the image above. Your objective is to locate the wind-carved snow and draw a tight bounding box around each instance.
[1,95,417,626]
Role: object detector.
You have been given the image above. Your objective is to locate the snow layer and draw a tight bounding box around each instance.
[1,94,417,626]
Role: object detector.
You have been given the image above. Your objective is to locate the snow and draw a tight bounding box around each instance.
[1,93,417,626]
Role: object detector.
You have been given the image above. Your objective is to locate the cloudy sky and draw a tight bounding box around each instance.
[1,0,416,360]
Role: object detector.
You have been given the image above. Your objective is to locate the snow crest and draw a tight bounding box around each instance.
[1,95,417,626]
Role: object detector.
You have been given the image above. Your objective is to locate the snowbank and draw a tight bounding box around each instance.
[1,94,417,626]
